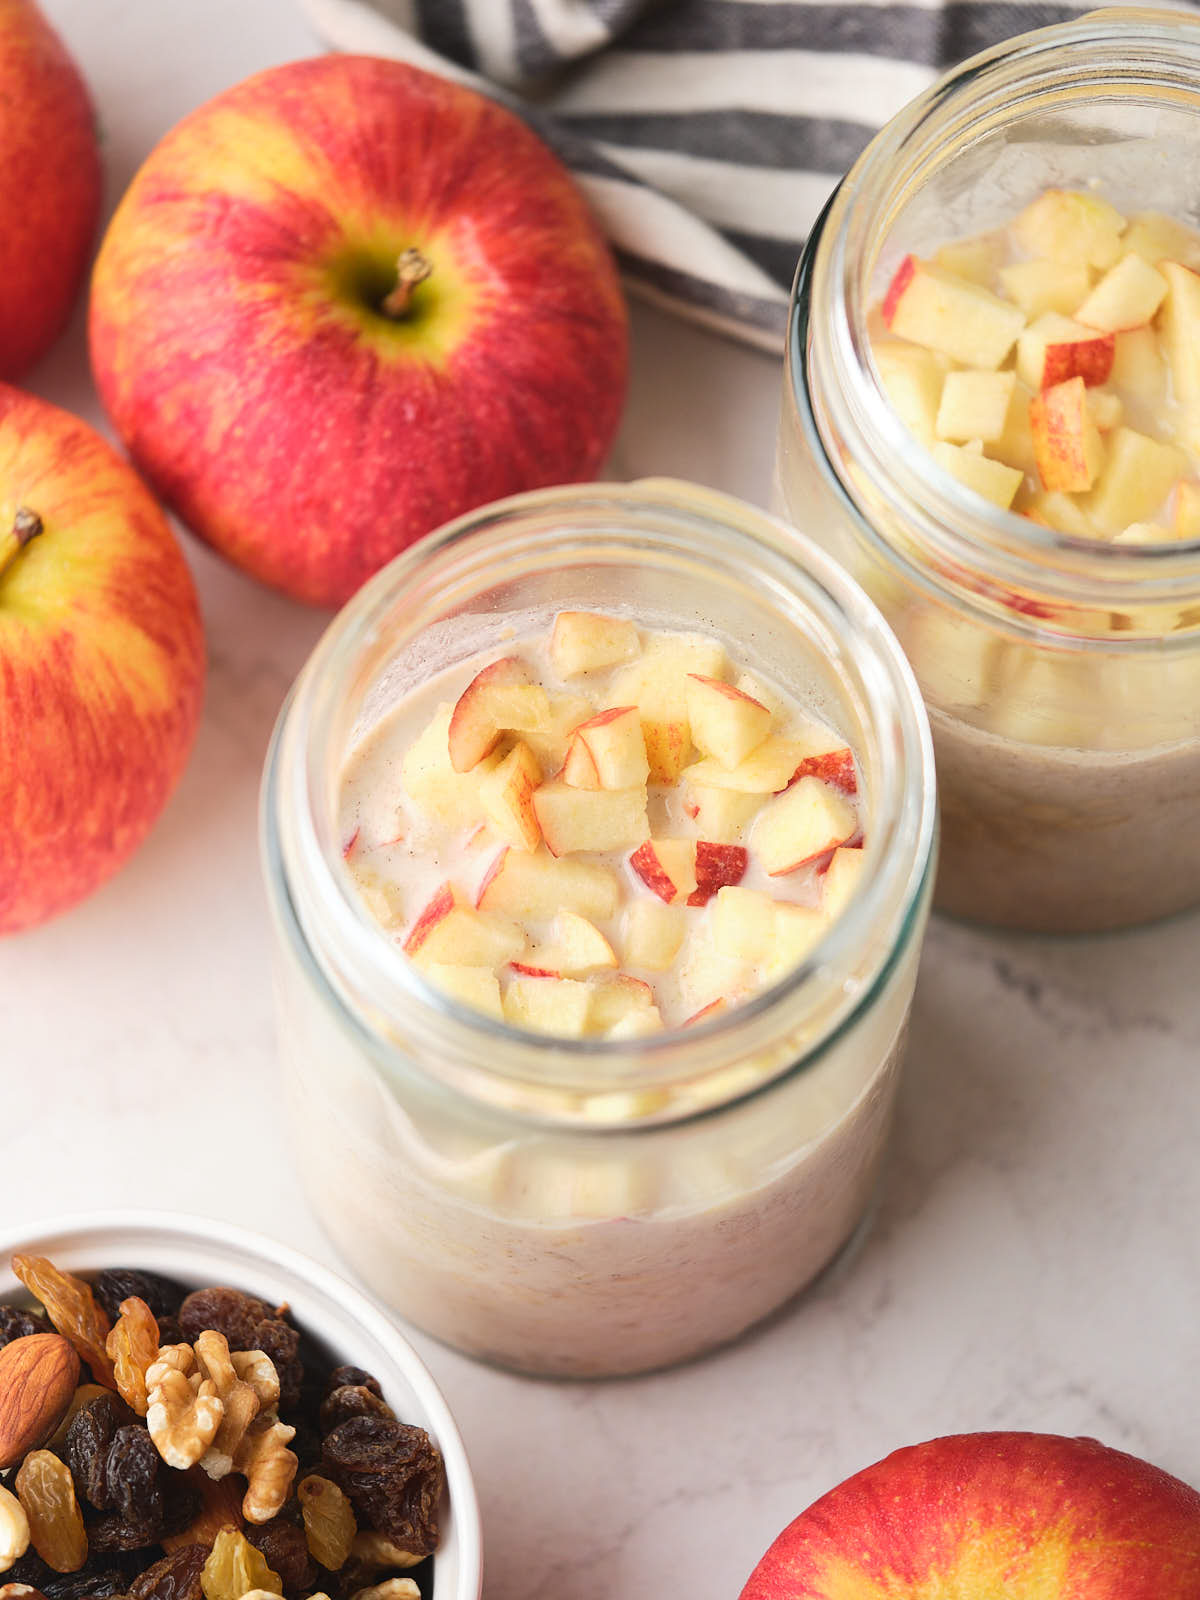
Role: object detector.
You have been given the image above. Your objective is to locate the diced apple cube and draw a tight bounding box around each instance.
[786,748,857,795]
[684,675,772,770]
[680,783,762,843]
[1083,427,1189,533]
[421,963,504,1021]
[587,975,661,1036]
[532,781,648,856]
[933,232,1004,286]
[1159,261,1200,403]
[1086,389,1123,432]
[550,611,640,675]
[570,706,649,788]
[997,258,1092,319]
[1109,326,1166,404]
[873,340,950,446]
[448,656,544,772]
[1075,252,1168,332]
[931,441,1024,510]
[821,846,866,919]
[711,886,777,964]
[503,975,593,1037]
[1012,189,1125,270]
[402,705,500,829]
[1173,481,1200,538]
[881,256,1026,369]
[354,876,406,929]
[478,741,543,852]
[1030,376,1105,493]
[630,838,697,904]
[561,734,601,789]
[609,633,728,783]
[682,737,814,794]
[404,884,525,967]
[1121,211,1200,271]
[477,848,619,921]
[530,912,618,976]
[622,900,686,972]
[752,776,857,876]
[935,370,1016,444]
[521,692,592,771]
[690,842,748,907]
[1016,313,1115,390]
[1023,491,1098,537]
[734,671,787,722]
[1112,523,1173,545]
[678,928,753,1011]
[989,378,1038,476]
[763,903,830,981]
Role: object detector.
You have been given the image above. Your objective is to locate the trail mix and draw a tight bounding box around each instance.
[0,1258,443,1600]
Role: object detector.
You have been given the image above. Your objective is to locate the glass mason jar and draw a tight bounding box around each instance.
[261,480,935,1378]
[779,9,1200,933]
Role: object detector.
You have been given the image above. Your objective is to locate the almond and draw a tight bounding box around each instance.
[0,1333,80,1468]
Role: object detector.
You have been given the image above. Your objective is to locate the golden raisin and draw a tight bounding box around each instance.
[298,1474,357,1570]
[105,1297,160,1417]
[200,1528,281,1600]
[13,1451,87,1574]
[11,1257,115,1390]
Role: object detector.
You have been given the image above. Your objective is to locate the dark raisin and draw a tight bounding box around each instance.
[321,1415,445,1556]
[93,1270,186,1325]
[128,1545,207,1600]
[245,1520,317,1597]
[10,1549,152,1599]
[154,1315,185,1348]
[289,1413,325,1477]
[325,1365,382,1398]
[178,1289,303,1410]
[320,1385,394,1435]
[64,1392,139,1509]
[101,1426,164,1527]
[0,1305,53,1347]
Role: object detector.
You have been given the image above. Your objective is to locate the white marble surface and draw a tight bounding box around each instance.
[5,2,1200,1594]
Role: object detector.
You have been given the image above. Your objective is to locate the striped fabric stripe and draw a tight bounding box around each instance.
[299,0,1197,351]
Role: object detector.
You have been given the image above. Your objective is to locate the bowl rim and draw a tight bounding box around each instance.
[0,1208,483,1600]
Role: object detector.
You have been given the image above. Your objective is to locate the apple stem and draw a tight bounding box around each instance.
[381,248,433,318]
[0,506,43,583]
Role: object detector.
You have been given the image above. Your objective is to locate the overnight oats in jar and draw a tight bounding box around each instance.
[262,481,935,1377]
[779,9,1200,932]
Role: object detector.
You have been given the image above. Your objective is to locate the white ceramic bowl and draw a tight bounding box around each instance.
[0,1211,483,1600]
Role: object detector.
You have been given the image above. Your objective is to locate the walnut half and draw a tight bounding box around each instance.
[145,1345,224,1470]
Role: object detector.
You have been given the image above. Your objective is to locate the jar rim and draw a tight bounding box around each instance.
[261,480,936,1127]
[794,7,1200,626]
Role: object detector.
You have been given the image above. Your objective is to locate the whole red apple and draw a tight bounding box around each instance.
[0,385,205,933]
[741,1432,1200,1598]
[89,55,629,609]
[0,0,101,378]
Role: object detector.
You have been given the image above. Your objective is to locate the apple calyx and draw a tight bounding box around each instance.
[381,248,433,318]
[0,505,43,582]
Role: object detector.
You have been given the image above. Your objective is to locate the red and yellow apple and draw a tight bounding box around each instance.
[0,385,205,933]
[740,1432,1200,1599]
[89,54,629,608]
[0,0,101,378]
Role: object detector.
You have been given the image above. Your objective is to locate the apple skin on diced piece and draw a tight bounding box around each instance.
[689,841,748,906]
[685,674,772,770]
[1075,252,1168,333]
[549,610,639,676]
[787,747,857,796]
[935,370,1016,444]
[931,441,1024,510]
[881,255,1026,369]
[1082,427,1189,533]
[447,655,536,772]
[1030,376,1105,494]
[1016,312,1115,391]
[571,705,649,788]
[1012,188,1125,270]
[402,704,502,829]
[683,998,728,1027]
[503,974,594,1037]
[477,846,619,921]
[404,882,526,967]
[681,782,762,843]
[561,732,601,789]
[622,899,686,971]
[421,962,504,1020]
[752,776,857,877]
[997,258,1092,320]
[1159,261,1200,404]
[872,341,950,446]
[478,740,543,851]
[532,780,648,856]
[630,838,697,904]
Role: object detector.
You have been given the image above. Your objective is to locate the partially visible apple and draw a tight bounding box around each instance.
[0,1,101,378]
[740,1432,1200,1599]
[0,385,205,933]
[90,55,628,607]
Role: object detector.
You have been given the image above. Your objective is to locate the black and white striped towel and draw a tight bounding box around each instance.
[299,0,1194,352]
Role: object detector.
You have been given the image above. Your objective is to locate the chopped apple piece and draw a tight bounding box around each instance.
[935,370,1016,444]
[678,927,753,1011]
[609,633,728,783]
[1121,211,1200,271]
[622,900,686,972]
[587,975,661,1036]
[532,781,648,856]
[684,674,772,770]
[402,705,501,829]
[752,776,857,876]
[1016,312,1115,390]
[711,886,777,964]
[764,903,830,981]
[447,656,540,772]
[997,258,1092,319]
[821,845,866,919]
[682,736,816,794]
[354,877,405,928]
[873,340,950,446]
[881,256,1026,369]
[571,705,649,788]
[403,884,525,967]
[1075,253,1168,333]
[933,232,1004,285]
[680,783,761,843]
[561,734,601,789]
[1173,481,1200,538]
[1108,326,1166,405]
[734,670,787,722]
[550,611,639,675]
[1030,377,1105,493]
[529,912,618,976]
[786,747,857,795]
[989,378,1038,475]
[689,841,748,906]
[1113,523,1173,545]
[421,963,504,1021]
[521,692,591,771]
[503,975,593,1037]
[478,741,543,851]
[683,999,728,1027]
[1086,389,1123,432]
[630,838,697,904]
[1082,427,1189,533]
[931,441,1024,510]
[477,848,619,921]
[1159,261,1200,403]
[1012,189,1125,270]
[1023,491,1097,537]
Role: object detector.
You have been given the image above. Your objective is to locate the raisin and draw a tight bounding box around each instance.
[177,1291,303,1411]
[160,1475,244,1554]
[127,1547,206,1600]
[154,1317,184,1350]
[64,1393,138,1509]
[14,1452,87,1574]
[11,1258,115,1389]
[199,1530,281,1600]
[0,1306,53,1348]
[297,1476,356,1571]
[320,1417,444,1558]
[93,1272,184,1327]
[325,1367,381,1398]
[319,1387,394,1436]
[8,1550,150,1599]
[100,1427,164,1528]
[105,1300,159,1419]
[244,1522,315,1597]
